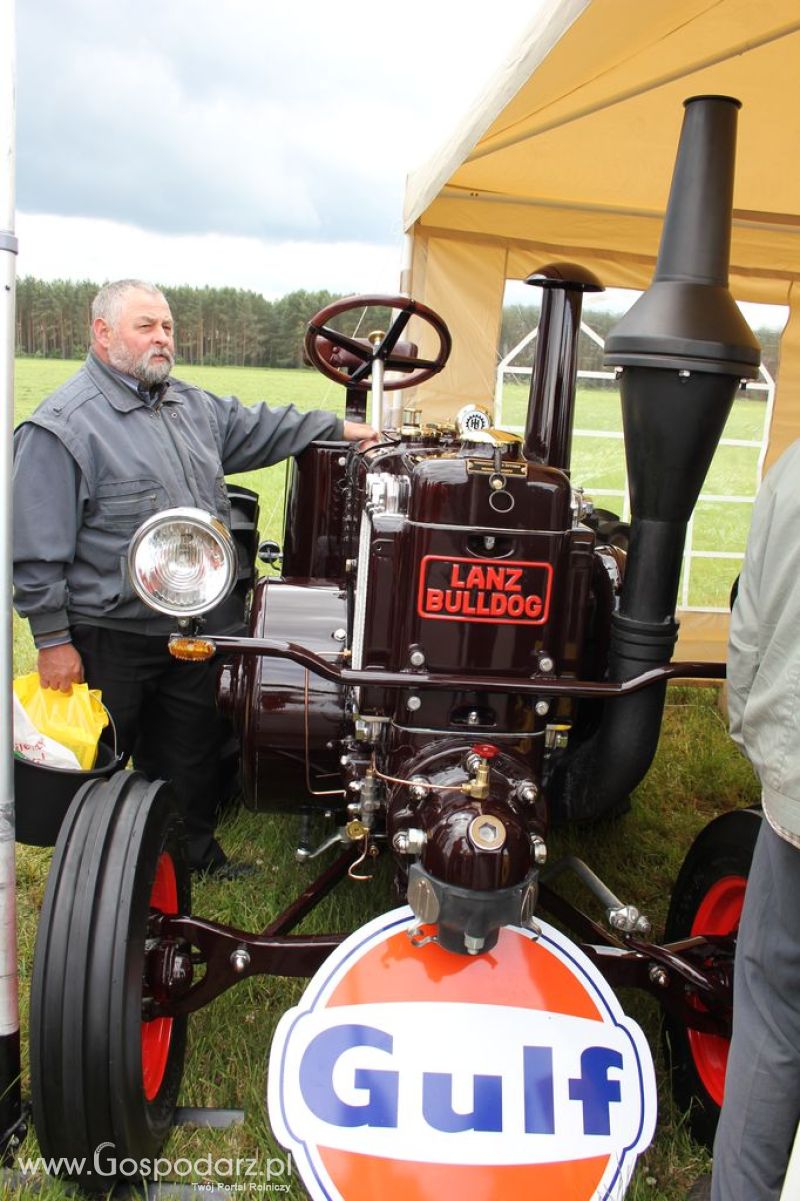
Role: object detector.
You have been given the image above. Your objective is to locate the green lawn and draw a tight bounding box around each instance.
[8,358,762,1199]
[501,375,765,608]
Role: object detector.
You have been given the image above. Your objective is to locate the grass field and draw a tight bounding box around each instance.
[8,358,763,1199]
[500,375,766,608]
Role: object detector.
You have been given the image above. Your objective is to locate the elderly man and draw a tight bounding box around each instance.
[13,279,376,876]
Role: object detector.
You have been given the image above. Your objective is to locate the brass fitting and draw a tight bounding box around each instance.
[461,758,491,801]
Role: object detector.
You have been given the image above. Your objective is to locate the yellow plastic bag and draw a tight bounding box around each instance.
[13,674,109,770]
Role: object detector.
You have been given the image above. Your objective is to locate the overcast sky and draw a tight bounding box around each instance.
[15,0,543,298]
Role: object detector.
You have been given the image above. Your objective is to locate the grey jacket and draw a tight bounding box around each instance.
[728,438,800,838]
[13,354,343,638]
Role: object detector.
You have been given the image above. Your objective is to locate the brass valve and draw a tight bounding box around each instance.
[461,757,491,801]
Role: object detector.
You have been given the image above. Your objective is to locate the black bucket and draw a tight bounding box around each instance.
[14,718,125,847]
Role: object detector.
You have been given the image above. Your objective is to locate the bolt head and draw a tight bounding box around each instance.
[231,948,251,973]
[407,695,422,712]
[531,835,548,865]
[539,656,554,674]
[535,700,550,716]
[409,649,426,667]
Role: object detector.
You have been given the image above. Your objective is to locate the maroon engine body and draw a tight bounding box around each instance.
[218,95,760,956]
[219,319,624,953]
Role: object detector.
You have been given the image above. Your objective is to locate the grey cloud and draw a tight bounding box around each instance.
[17,0,406,242]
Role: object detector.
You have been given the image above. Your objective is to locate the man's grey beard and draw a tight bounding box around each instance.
[108,342,174,385]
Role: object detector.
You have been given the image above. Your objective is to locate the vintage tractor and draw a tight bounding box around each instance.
[28,94,762,1193]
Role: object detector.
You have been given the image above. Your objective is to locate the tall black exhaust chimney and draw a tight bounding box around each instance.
[554,95,760,822]
[523,262,604,472]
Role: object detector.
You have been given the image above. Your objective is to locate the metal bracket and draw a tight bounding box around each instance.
[173,1106,245,1129]
[295,827,349,862]
[0,233,18,254]
[541,855,652,936]
[0,1100,28,1165]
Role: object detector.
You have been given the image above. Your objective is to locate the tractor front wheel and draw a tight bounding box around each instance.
[662,806,761,1149]
[30,771,190,1190]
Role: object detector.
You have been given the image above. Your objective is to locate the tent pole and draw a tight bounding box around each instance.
[0,0,22,1162]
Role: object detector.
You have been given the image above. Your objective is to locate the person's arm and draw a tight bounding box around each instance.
[207,391,376,472]
[727,476,777,748]
[13,424,85,692]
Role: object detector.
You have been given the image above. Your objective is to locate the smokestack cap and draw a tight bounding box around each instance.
[526,262,604,293]
[604,96,760,378]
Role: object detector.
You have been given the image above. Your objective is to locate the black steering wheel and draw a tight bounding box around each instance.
[304,294,451,391]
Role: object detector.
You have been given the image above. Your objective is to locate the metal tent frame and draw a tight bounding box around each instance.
[0,0,23,1159]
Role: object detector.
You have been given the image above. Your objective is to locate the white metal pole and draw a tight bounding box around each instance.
[0,0,22,1156]
[370,356,385,432]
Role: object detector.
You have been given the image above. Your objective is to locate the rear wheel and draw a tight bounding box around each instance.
[30,771,190,1189]
[662,807,761,1149]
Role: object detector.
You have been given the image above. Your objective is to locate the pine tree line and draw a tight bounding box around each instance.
[14,278,344,369]
[15,277,782,380]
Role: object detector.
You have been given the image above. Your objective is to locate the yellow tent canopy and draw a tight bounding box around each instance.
[402,0,800,660]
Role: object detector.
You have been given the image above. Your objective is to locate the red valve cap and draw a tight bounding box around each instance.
[471,743,500,760]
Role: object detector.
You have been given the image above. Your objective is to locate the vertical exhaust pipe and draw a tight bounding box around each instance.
[555,95,760,822]
[523,262,603,472]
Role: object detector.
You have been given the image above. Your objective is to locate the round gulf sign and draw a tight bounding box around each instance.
[268,908,656,1201]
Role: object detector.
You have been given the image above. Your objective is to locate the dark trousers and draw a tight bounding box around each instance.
[711,819,800,1200]
[71,624,226,870]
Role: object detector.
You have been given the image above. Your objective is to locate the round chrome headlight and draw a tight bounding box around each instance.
[128,508,237,618]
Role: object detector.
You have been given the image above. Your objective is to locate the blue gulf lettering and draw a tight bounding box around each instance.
[299,1024,399,1128]
[568,1046,623,1135]
[422,1073,503,1132]
[523,1046,555,1134]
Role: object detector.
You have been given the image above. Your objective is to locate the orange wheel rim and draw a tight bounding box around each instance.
[142,852,178,1101]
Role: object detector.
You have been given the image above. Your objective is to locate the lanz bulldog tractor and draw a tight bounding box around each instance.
[28,94,763,1197]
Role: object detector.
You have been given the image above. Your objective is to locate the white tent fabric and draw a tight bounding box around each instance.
[402,0,800,659]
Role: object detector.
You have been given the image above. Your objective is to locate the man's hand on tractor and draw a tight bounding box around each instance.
[37,643,85,693]
[343,420,380,448]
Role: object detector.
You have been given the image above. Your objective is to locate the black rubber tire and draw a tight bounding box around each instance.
[662,806,761,1150]
[30,771,190,1190]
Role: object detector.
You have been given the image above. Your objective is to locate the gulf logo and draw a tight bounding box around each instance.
[268,907,657,1201]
